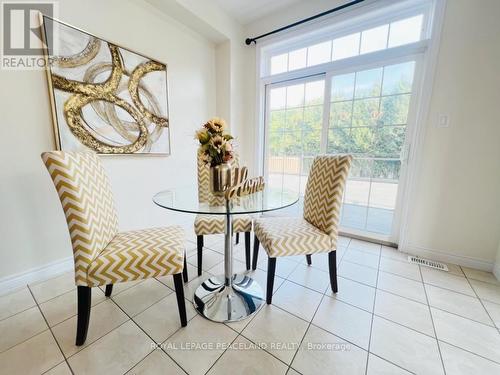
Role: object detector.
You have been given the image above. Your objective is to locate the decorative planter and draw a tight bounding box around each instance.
[209,163,232,196]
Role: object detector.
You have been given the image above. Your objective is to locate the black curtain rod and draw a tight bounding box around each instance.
[245,0,365,45]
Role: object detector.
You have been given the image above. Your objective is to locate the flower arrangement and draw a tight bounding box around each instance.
[195,117,234,167]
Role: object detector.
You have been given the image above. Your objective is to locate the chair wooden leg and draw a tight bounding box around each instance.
[183,252,189,283]
[173,273,187,327]
[266,257,276,304]
[329,251,338,293]
[306,254,312,265]
[245,232,251,270]
[104,284,113,297]
[252,235,260,270]
[235,232,240,245]
[76,286,91,346]
[197,235,204,276]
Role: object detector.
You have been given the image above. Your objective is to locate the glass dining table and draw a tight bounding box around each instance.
[153,187,299,323]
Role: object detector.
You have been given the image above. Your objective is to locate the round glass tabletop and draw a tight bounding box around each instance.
[153,186,299,215]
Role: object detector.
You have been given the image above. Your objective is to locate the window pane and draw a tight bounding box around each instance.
[331,73,355,101]
[307,41,332,66]
[302,156,315,175]
[268,170,284,189]
[284,108,303,132]
[371,160,401,180]
[269,110,285,132]
[305,80,325,105]
[270,87,286,110]
[379,94,411,125]
[283,132,302,156]
[344,179,370,207]
[332,33,360,60]
[330,101,352,127]
[355,68,383,98]
[388,15,423,48]
[302,130,321,155]
[327,128,351,154]
[352,98,380,126]
[270,53,288,75]
[366,205,394,233]
[382,61,415,95]
[286,84,305,108]
[372,126,406,158]
[283,173,300,193]
[360,24,389,54]
[303,105,323,132]
[350,158,372,179]
[268,131,284,156]
[288,48,307,71]
[350,127,375,155]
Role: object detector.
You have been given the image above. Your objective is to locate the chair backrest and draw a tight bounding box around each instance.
[196,148,239,203]
[303,155,353,247]
[41,151,119,285]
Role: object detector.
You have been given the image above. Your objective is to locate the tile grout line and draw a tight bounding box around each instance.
[0,304,38,323]
[107,291,193,375]
[26,284,76,375]
[460,266,500,335]
[240,249,418,373]
[367,352,417,375]
[435,337,500,366]
[40,293,111,333]
[39,276,197,374]
[202,333,241,375]
[233,254,324,372]
[283,248,349,373]
[238,326,298,370]
[124,349,187,375]
[418,264,447,375]
[110,280,175,319]
[364,245,382,375]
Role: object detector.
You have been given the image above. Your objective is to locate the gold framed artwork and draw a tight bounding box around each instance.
[40,15,170,155]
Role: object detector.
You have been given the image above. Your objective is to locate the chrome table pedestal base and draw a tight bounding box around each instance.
[193,274,264,322]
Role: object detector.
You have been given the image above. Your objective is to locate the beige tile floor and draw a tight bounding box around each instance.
[1,235,500,374]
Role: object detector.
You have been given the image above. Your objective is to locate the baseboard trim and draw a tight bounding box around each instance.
[402,243,494,272]
[0,256,73,296]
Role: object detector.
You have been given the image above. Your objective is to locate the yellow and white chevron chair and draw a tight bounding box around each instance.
[194,151,252,275]
[252,155,352,303]
[41,151,188,346]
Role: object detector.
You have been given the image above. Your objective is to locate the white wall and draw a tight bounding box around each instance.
[242,0,500,269]
[0,0,217,283]
[404,0,500,269]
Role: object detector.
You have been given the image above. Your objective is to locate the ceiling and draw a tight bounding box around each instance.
[214,0,302,25]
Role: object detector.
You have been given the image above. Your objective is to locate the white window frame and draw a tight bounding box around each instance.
[254,0,447,245]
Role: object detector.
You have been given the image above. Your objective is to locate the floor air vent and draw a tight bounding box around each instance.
[408,256,448,271]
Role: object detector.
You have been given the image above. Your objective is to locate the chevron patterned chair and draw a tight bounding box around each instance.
[252,155,352,304]
[194,151,253,275]
[41,151,188,346]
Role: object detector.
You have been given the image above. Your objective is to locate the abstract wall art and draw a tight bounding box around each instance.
[41,16,170,154]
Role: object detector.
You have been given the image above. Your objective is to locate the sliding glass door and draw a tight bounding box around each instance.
[266,76,325,196]
[264,59,417,242]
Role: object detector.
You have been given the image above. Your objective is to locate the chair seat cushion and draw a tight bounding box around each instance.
[86,226,184,286]
[254,217,332,257]
[194,214,252,235]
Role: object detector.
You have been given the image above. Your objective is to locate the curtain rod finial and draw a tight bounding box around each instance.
[245,38,255,45]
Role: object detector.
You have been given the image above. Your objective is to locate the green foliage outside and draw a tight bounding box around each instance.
[268,63,414,182]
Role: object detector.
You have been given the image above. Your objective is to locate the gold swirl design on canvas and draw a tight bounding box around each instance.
[50,36,101,68]
[50,39,168,154]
